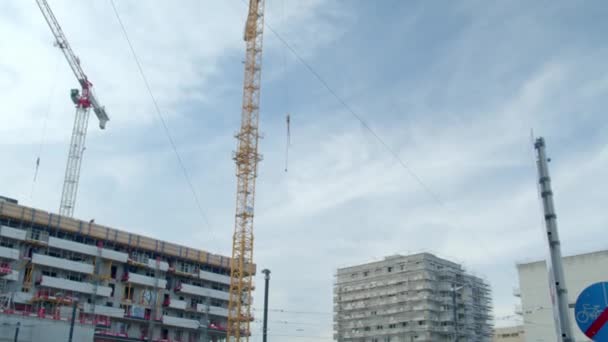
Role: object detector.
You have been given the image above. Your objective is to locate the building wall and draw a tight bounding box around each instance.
[0,314,94,342]
[334,253,493,342]
[493,325,524,342]
[0,202,246,342]
[516,250,608,342]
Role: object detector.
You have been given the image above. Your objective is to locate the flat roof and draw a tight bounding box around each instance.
[0,201,250,272]
[516,249,608,268]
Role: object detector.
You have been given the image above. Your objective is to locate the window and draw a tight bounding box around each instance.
[106,302,113,307]
[387,267,393,273]
[67,273,82,282]
[109,284,115,297]
[123,286,133,300]
[389,324,396,329]
[376,325,383,330]
[363,271,369,277]
[0,238,14,248]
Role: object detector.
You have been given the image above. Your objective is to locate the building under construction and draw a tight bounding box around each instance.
[0,197,250,342]
[333,253,493,342]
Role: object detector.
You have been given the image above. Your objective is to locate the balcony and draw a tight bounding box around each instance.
[162,315,200,329]
[163,297,187,310]
[12,292,33,304]
[82,303,124,318]
[0,246,20,260]
[32,253,94,274]
[175,283,229,301]
[122,272,167,288]
[0,226,26,241]
[100,249,128,263]
[1,269,18,281]
[38,275,112,296]
[196,303,229,317]
[147,259,169,272]
[47,237,128,263]
[199,270,231,285]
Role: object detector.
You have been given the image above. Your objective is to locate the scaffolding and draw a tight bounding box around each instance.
[333,254,493,342]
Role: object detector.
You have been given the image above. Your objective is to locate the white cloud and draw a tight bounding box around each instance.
[2,2,608,341]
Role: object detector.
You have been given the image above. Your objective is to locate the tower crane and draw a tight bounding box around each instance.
[227,0,265,340]
[36,0,110,217]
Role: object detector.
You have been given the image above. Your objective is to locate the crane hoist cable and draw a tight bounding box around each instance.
[30,53,61,200]
[285,113,290,172]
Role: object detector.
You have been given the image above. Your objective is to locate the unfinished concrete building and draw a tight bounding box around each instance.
[0,198,251,342]
[334,253,492,342]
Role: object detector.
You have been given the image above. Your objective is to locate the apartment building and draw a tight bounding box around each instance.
[334,253,493,342]
[0,199,252,342]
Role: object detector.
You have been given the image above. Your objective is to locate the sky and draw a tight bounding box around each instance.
[1,0,608,340]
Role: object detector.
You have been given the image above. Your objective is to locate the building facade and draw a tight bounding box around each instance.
[0,199,251,342]
[516,250,608,341]
[493,325,524,342]
[333,253,493,342]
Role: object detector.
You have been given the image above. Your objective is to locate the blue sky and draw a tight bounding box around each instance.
[1,0,608,340]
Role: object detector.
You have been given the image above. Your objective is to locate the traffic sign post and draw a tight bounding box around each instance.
[575,282,608,341]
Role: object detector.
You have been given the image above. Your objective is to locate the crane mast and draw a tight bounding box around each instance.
[36,0,109,217]
[227,0,265,340]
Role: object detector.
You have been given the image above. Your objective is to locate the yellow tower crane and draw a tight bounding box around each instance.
[227,0,265,340]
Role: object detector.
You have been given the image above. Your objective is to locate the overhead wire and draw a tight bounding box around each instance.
[258,2,508,270]
[261,19,445,206]
[282,0,291,173]
[108,0,214,239]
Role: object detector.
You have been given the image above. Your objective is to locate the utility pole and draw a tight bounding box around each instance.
[262,269,271,342]
[68,300,78,342]
[13,321,20,342]
[534,137,574,342]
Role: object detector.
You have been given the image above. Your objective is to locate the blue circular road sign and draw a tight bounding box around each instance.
[575,282,608,341]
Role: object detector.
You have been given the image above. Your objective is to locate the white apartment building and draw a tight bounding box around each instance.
[334,253,493,342]
[515,250,608,341]
[0,199,252,342]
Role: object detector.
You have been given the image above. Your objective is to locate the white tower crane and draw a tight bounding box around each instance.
[36,0,110,217]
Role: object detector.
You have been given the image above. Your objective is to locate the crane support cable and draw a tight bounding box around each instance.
[263,22,445,206]
[108,0,213,233]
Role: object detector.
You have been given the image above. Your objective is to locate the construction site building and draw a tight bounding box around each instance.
[0,198,252,342]
[333,253,493,342]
